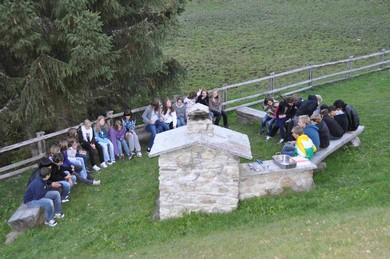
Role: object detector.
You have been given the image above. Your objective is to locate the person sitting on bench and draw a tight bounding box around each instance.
[23,167,64,227]
[281,126,317,160]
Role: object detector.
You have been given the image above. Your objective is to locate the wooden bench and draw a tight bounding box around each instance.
[312,125,365,166]
[236,107,267,124]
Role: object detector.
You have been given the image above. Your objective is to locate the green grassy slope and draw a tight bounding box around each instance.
[135,207,390,258]
[0,70,390,258]
[164,0,390,92]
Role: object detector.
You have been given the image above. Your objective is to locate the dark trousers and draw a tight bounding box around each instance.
[81,144,102,166]
[73,171,94,185]
[211,110,228,127]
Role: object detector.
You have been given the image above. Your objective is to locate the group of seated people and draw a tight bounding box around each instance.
[25,90,357,227]
[260,95,360,160]
[143,89,228,152]
[23,110,143,227]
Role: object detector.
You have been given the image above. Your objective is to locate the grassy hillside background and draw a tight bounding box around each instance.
[164,0,390,93]
[1,0,390,257]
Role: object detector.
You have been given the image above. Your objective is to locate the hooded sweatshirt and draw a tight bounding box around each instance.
[295,134,317,160]
[303,124,320,150]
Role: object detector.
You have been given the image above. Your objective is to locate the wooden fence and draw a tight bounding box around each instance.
[0,49,389,180]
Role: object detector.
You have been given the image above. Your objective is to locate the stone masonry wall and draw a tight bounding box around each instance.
[158,144,240,220]
[239,162,315,200]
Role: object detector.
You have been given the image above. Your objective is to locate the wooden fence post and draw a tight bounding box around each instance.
[347,56,354,78]
[380,48,386,68]
[268,72,275,92]
[35,131,46,156]
[222,84,228,109]
[106,110,114,126]
[308,64,313,87]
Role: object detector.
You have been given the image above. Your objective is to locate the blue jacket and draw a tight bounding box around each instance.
[23,177,49,203]
[94,128,110,143]
[122,119,136,132]
[304,124,320,150]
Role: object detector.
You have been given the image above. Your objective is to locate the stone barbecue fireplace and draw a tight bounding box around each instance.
[149,103,252,220]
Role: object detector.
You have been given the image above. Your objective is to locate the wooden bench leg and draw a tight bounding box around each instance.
[350,137,361,147]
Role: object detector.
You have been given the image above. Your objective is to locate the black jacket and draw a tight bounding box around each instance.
[344,104,360,131]
[78,126,97,149]
[48,165,68,184]
[322,115,344,138]
[196,96,209,106]
[296,95,318,117]
[317,121,330,148]
[276,101,297,120]
[334,113,349,133]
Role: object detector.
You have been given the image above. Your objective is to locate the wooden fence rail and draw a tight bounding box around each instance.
[1,49,389,180]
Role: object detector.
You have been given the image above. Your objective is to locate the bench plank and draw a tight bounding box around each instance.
[312,126,365,165]
[236,107,267,124]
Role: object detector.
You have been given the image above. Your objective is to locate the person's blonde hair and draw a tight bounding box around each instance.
[59,139,68,152]
[48,144,60,155]
[315,95,323,104]
[292,126,304,136]
[95,115,107,132]
[83,119,92,128]
[67,128,78,138]
[298,115,311,126]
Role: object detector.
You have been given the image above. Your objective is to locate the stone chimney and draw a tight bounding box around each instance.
[186,103,214,136]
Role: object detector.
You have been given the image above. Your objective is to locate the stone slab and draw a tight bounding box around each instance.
[236,107,267,124]
[149,125,252,160]
[8,204,44,232]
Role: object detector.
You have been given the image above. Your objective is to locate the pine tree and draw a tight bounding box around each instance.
[0,0,186,144]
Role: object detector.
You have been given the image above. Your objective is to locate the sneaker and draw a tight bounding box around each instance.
[92,165,101,171]
[107,161,114,166]
[54,213,65,219]
[111,160,116,164]
[136,152,142,158]
[92,180,101,185]
[128,154,133,160]
[147,147,151,153]
[265,136,272,141]
[100,162,108,168]
[61,198,70,203]
[45,219,57,227]
[279,138,285,144]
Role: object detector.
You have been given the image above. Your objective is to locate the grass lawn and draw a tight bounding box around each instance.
[164,0,390,93]
[1,70,390,258]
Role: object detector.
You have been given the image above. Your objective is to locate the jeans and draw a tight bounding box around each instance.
[161,122,171,131]
[58,181,71,199]
[97,140,115,162]
[146,121,167,149]
[68,156,87,179]
[261,114,274,134]
[281,142,296,157]
[177,117,186,127]
[273,117,287,140]
[126,132,141,152]
[76,153,91,170]
[25,191,62,221]
[117,139,130,156]
[73,171,94,185]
